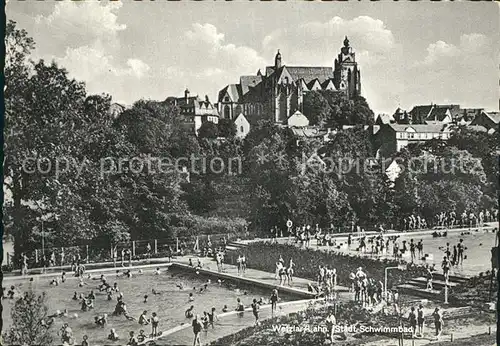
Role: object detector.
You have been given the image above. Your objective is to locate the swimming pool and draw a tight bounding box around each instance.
[300,229,497,276]
[2,266,295,345]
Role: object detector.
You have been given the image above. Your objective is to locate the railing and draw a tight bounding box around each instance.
[5,232,258,271]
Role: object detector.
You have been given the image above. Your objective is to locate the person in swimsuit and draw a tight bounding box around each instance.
[410,239,416,262]
[139,310,150,325]
[235,298,245,314]
[207,307,218,329]
[151,312,159,337]
[408,306,417,338]
[127,331,138,346]
[108,328,119,341]
[251,298,260,326]
[185,305,195,318]
[432,307,443,337]
[417,304,425,337]
[192,315,203,346]
[270,289,279,316]
[441,256,450,283]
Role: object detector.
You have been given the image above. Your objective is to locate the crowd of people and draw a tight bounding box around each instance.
[2,255,292,346]
[402,208,497,231]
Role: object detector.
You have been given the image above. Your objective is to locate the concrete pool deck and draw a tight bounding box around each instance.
[237,222,498,244]
[171,258,349,299]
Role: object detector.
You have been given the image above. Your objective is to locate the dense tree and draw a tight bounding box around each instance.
[3,22,189,258]
[303,91,375,128]
[116,100,175,155]
[303,91,331,126]
[217,118,237,138]
[197,121,219,139]
[6,290,53,346]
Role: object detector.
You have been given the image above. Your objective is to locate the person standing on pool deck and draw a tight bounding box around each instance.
[408,306,417,338]
[270,289,279,317]
[457,239,465,265]
[417,240,423,260]
[432,307,443,338]
[251,298,260,326]
[192,314,203,346]
[409,239,416,262]
[441,256,450,283]
[417,304,425,337]
[241,254,246,275]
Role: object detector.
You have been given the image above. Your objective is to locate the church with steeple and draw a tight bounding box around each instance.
[217,37,362,124]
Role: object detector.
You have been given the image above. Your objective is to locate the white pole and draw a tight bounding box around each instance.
[41,220,45,257]
[384,267,388,300]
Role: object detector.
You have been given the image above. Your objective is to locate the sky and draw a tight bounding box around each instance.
[7,1,500,114]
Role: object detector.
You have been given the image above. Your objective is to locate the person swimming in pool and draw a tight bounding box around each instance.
[185,305,195,318]
[107,328,119,341]
[138,310,150,325]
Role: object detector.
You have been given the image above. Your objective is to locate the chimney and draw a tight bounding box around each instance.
[184,88,190,101]
[205,95,210,103]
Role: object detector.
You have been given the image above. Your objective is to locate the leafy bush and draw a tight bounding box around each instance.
[5,290,53,346]
[173,214,248,237]
[212,301,400,346]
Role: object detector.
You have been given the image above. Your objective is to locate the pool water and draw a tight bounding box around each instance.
[2,267,291,345]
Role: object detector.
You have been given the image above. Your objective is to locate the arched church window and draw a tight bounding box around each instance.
[235,105,242,116]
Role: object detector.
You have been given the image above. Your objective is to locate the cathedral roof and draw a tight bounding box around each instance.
[218,84,242,103]
[427,107,451,121]
[240,75,263,96]
[265,66,332,83]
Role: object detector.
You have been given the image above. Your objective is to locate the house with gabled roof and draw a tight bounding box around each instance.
[166,88,219,135]
[288,110,310,127]
[406,104,482,125]
[234,113,251,139]
[373,123,453,157]
[469,110,500,132]
[217,37,362,125]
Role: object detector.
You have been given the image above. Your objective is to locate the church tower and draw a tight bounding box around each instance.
[333,36,361,97]
[275,49,282,69]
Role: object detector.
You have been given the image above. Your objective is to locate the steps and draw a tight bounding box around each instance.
[397,272,470,302]
[407,277,460,290]
[225,241,248,252]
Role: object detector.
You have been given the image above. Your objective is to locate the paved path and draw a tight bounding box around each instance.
[239,223,497,244]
